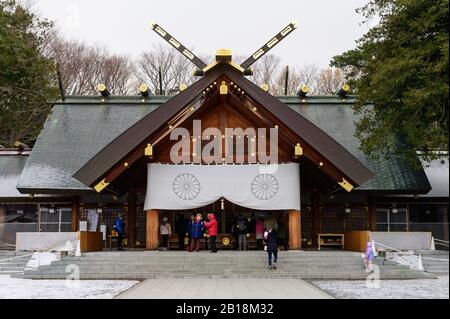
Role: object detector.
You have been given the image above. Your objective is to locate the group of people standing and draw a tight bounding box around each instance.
[160,212,284,270]
[231,214,288,252]
[161,213,219,253]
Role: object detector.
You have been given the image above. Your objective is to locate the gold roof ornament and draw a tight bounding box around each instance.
[179,83,187,92]
[261,84,269,92]
[145,143,153,157]
[294,143,303,157]
[338,177,354,192]
[215,48,232,62]
[337,84,351,97]
[298,85,310,98]
[220,81,228,95]
[98,83,110,97]
[94,178,109,193]
[140,84,150,97]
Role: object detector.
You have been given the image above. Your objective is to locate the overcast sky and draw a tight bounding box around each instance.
[32,0,370,68]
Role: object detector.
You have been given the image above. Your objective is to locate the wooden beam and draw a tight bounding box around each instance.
[0,204,5,223]
[228,91,353,186]
[71,196,80,232]
[146,210,159,250]
[368,195,377,231]
[289,210,301,250]
[95,93,221,189]
[127,189,137,248]
[311,190,321,248]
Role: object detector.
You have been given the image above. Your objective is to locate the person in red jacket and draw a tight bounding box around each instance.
[204,213,218,253]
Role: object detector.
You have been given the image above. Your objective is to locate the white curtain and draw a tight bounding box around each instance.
[144,163,300,211]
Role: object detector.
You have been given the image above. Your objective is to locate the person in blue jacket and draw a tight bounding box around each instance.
[189,214,204,252]
[113,215,125,251]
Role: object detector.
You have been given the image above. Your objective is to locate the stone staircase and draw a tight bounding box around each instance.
[16,250,435,280]
[0,251,32,275]
[417,250,449,274]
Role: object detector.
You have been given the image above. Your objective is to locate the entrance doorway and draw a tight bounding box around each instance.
[157,199,290,251]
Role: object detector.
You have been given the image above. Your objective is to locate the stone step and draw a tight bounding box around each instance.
[59,258,364,264]
[0,266,26,271]
[49,264,407,271]
[0,271,24,275]
[18,251,435,280]
[22,265,412,274]
[17,272,434,280]
[0,262,28,267]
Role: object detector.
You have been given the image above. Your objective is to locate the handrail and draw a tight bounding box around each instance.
[434,238,449,245]
[374,241,449,262]
[0,253,34,263]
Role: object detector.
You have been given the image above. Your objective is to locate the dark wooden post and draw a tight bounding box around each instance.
[289,210,301,250]
[368,195,377,231]
[127,190,137,248]
[311,190,320,247]
[71,196,80,232]
[0,204,5,222]
[146,210,159,250]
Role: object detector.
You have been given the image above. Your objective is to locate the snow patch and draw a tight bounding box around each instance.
[0,275,139,299]
[26,252,60,269]
[313,276,449,299]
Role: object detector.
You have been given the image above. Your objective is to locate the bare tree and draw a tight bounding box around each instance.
[46,35,346,97]
[135,44,196,95]
[316,68,345,95]
[251,55,282,94]
[45,35,135,95]
[251,56,346,96]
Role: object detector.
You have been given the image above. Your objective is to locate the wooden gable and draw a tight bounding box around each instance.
[73,64,373,194]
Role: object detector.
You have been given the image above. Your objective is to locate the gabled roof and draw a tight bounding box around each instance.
[0,151,30,198]
[72,65,226,188]
[72,63,373,189]
[223,67,373,186]
[16,93,431,195]
[421,158,448,197]
[282,100,432,192]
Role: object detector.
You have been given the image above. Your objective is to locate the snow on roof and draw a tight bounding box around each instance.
[0,155,29,198]
[422,158,449,198]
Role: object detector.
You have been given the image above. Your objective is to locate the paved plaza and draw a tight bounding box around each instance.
[116,278,333,299]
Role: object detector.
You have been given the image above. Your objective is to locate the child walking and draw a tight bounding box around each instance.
[364,241,375,273]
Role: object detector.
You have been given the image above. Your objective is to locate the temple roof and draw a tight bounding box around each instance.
[15,93,431,195]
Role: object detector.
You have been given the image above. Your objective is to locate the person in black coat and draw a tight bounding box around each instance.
[185,214,195,251]
[175,214,187,250]
[264,228,279,270]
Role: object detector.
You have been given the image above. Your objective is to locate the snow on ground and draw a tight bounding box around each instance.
[0,275,139,299]
[313,276,449,299]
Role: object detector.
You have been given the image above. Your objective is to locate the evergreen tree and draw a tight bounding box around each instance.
[0,0,57,147]
[332,0,449,163]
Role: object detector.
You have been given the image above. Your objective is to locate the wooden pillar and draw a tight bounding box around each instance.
[0,204,5,223]
[368,195,377,231]
[311,190,320,247]
[146,210,159,250]
[127,190,137,248]
[71,196,80,232]
[289,210,301,250]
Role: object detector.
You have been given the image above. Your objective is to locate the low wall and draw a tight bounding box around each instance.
[16,232,77,251]
[371,232,432,250]
[344,231,371,252]
[0,223,38,245]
